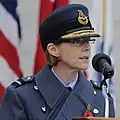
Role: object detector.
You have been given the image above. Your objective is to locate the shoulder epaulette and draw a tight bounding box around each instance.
[90,80,101,90]
[11,75,35,88]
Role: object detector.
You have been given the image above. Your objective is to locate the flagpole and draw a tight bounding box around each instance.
[102,0,113,117]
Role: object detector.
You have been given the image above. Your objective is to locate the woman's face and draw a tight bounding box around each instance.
[57,39,91,70]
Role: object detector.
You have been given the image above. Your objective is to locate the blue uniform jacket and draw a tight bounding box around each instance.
[0,65,115,120]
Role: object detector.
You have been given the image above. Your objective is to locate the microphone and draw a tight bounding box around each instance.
[92,53,114,79]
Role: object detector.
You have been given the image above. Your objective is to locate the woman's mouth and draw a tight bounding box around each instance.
[79,56,89,60]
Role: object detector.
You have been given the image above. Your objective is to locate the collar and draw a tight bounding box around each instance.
[51,67,78,89]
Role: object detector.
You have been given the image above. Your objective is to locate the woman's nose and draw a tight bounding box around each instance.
[82,43,91,51]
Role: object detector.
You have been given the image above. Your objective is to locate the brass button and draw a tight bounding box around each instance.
[94,90,96,95]
[41,106,46,113]
[34,85,39,91]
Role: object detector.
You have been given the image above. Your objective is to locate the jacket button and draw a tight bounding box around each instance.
[34,85,39,91]
[41,106,46,113]
[27,76,31,80]
[94,90,96,95]
[93,108,99,114]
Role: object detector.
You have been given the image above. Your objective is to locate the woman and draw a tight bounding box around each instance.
[0,4,115,120]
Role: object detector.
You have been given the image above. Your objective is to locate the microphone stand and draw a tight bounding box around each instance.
[100,76,109,118]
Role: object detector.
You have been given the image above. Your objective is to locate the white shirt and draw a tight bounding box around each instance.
[51,67,78,89]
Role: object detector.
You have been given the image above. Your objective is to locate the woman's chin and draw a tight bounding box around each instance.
[79,65,89,70]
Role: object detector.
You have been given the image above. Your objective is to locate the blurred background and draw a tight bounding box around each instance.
[0,0,120,117]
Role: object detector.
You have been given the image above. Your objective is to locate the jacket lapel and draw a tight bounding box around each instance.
[34,65,67,109]
[74,72,95,110]
[55,72,95,119]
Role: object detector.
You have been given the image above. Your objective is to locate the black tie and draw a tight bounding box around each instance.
[67,87,72,92]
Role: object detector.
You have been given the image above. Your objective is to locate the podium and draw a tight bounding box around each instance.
[72,117,120,120]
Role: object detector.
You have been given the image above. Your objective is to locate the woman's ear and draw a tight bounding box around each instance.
[47,43,59,57]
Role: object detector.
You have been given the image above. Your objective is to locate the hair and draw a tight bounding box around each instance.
[45,50,60,67]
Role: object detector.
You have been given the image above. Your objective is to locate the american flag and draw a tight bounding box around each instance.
[0,0,23,101]
[0,0,68,102]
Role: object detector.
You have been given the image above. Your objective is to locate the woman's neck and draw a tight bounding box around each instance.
[53,62,78,84]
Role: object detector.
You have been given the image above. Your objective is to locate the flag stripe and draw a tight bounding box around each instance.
[34,0,69,74]
[0,30,23,77]
[33,0,48,74]
[0,83,5,102]
[53,0,68,8]
[0,3,20,47]
[1,0,22,39]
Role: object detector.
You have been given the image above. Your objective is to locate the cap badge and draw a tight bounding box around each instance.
[78,9,88,25]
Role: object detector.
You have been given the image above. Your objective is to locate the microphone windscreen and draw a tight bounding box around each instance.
[92,53,111,72]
